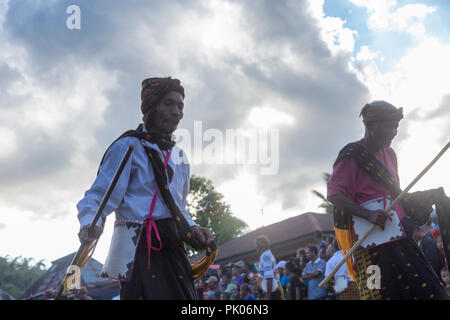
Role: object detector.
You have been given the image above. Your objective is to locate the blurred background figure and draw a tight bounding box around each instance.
[195,279,205,299]
[240,283,256,300]
[222,272,238,294]
[440,266,450,296]
[221,291,231,300]
[297,248,306,262]
[319,247,327,261]
[277,260,290,295]
[249,276,263,300]
[419,223,443,280]
[324,240,347,300]
[285,261,305,300]
[41,289,55,300]
[76,286,93,300]
[203,276,219,300]
[232,264,244,286]
[255,235,282,300]
[241,262,254,284]
[301,245,327,300]
[432,228,446,277]
[230,286,240,300]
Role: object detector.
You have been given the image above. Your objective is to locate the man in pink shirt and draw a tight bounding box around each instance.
[327,101,449,300]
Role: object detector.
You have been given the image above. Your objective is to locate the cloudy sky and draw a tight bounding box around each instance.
[0,0,449,266]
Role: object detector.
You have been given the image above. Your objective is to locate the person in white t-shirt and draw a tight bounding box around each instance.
[255,235,281,300]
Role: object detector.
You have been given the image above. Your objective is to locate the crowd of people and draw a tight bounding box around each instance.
[196,220,450,300]
[414,213,450,297]
[34,209,450,301]
[30,215,450,301]
[40,286,93,300]
[195,235,336,300]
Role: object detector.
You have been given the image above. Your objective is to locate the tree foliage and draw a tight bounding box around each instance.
[187,175,248,247]
[311,172,334,214]
[0,255,47,299]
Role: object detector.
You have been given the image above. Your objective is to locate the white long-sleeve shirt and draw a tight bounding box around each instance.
[325,250,349,280]
[76,125,196,229]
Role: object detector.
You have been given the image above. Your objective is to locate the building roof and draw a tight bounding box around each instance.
[190,212,334,265]
[21,252,118,299]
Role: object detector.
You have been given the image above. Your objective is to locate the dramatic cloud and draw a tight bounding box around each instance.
[0,0,370,222]
[349,0,435,37]
[353,36,450,145]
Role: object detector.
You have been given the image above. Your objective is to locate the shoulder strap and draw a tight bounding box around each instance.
[142,147,196,243]
[96,125,146,175]
[334,142,402,196]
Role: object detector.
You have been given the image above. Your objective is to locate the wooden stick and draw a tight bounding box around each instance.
[55,144,134,299]
[319,141,450,288]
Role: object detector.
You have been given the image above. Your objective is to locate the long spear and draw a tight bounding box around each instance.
[55,144,134,299]
[319,141,450,288]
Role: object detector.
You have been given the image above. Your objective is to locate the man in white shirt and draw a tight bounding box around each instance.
[325,240,349,281]
[77,77,214,299]
[325,240,361,300]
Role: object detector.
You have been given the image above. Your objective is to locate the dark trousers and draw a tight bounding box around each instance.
[120,219,198,300]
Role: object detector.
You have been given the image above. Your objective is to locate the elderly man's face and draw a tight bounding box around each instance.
[367,120,399,148]
[148,91,184,134]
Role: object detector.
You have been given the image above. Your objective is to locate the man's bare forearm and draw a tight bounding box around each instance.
[328,193,389,228]
[327,193,369,220]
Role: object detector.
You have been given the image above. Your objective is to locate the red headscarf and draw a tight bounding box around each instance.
[140,77,185,122]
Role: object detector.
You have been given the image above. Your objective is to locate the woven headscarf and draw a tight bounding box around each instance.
[141,77,185,123]
[359,100,404,124]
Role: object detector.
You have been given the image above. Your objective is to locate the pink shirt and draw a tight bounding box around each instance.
[327,140,406,220]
